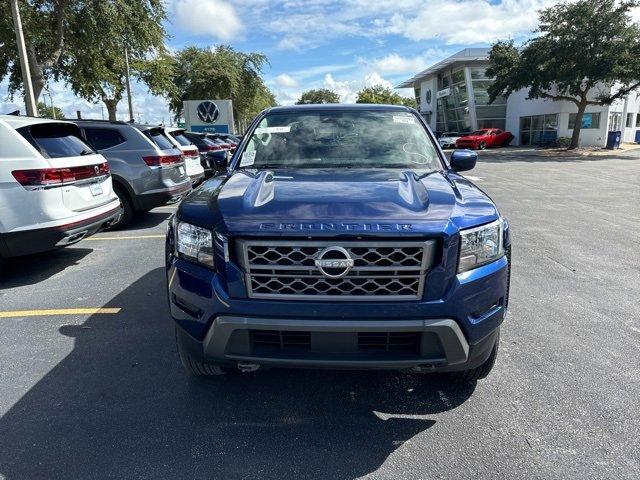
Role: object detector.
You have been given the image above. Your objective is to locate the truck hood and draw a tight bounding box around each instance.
[178,168,499,235]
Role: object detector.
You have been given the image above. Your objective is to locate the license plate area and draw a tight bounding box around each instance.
[89,182,103,196]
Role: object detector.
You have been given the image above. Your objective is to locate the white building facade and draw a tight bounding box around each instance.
[398,48,640,147]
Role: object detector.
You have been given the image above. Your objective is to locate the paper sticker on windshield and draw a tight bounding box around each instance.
[240,151,256,167]
[255,126,291,134]
[393,115,416,124]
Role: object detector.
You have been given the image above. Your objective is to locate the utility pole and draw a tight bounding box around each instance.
[10,0,37,116]
[124,47,134,123]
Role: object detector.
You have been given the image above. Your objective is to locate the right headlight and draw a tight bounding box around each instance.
[458,219,504,273]
[176,221,215,268]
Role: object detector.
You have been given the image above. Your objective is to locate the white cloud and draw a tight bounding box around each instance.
[275,74,299,88]
[240,0,561,50]
[323,71,394,103]
[171,0,242,40]
[371,54,428,74]
[384,0,558,44]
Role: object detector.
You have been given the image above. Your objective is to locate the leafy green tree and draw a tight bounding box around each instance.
[166,46,276,127]
[0,0,167,120]
[295,89,340,104]
[59,1,168,121]
[355,85,416,107]
[487,0,640,149]
[37,101,65,119]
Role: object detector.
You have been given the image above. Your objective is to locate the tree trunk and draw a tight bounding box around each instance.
[569,101,588,150]
[104,99,118,121]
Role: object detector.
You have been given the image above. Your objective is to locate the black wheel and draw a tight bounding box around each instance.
[175,326,229,376]
[108,185,135,230]
[478,141,487,150]
[448,331,499,381]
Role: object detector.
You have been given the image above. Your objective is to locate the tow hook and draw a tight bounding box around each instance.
[237,361,260,373]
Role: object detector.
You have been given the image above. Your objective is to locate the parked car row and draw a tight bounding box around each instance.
[437,128,514,150]
[0,114,241,269]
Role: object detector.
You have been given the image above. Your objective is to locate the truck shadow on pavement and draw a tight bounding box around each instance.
[0,268,476,480]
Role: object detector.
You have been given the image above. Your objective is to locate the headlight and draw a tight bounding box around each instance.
[458,219,504,273]
[176,221,215,268]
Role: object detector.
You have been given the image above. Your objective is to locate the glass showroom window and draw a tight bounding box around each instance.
[441,69,471,132]
[626,113,633,128]
[636,113,640,127]
[470,67,507,130]
[520,114,558,146]
[568,113,601,129]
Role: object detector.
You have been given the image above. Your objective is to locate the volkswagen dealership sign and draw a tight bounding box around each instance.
[183,99,234,133]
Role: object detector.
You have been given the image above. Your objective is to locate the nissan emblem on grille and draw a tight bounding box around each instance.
[314,246,355,279]
[238,239,436,301]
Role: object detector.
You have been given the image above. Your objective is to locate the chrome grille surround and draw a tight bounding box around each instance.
[237,239,437,301]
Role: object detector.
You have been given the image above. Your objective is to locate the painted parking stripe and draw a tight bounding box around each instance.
[0,308,121,319]
[84,235,165,241]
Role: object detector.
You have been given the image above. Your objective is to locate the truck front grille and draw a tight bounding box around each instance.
[238,239,436,301]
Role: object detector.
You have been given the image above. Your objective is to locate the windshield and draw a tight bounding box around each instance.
[238,110,442,170]
[470,130,488,136]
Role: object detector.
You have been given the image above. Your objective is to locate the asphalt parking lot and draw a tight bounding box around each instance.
[0,148,639,480]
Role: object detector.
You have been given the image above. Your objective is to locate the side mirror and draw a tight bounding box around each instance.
[450,149,477,172]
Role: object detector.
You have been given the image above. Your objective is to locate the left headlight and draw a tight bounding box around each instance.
[458,219,504,273]
[176,221,215,268]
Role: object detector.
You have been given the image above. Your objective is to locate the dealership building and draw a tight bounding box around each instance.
[397,48,640,147]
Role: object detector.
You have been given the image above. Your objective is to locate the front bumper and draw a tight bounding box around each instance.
[175,315,500,371]
[168,250,509,371]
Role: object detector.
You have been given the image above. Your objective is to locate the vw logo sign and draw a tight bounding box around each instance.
[314,246,354,279]
[197,101,220,123]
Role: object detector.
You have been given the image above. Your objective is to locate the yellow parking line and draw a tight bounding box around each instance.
[0,308,121,319]
[84,235,165,241]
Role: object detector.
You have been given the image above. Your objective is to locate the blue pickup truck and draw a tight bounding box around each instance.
[166,104,511,381]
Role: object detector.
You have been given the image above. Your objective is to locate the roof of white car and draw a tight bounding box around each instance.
[0,115,71,129]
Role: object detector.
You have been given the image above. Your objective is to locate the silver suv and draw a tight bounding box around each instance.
[76,121,192,228]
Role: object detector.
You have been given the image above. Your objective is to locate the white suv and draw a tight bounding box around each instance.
[165,127,205,184]
[0,116,121,266]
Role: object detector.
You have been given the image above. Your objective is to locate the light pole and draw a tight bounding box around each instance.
[124,47,134,122]
[10,0,37,116]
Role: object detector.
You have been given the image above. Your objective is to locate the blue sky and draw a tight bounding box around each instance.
[1,0,562,123]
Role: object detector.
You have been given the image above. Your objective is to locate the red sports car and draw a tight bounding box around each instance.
[455,128,514,150]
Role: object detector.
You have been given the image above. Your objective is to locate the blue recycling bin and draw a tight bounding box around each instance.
[606,131,621,149]
[635,130,640,144]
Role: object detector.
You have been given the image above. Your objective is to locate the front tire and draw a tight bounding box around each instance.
[448,331,499,381]
[175,326,228,376]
